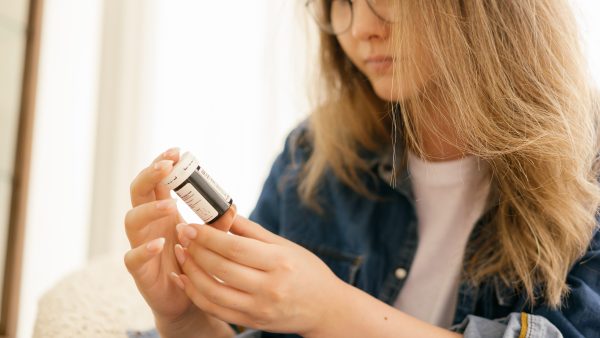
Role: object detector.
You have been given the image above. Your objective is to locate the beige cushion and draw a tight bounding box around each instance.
[34,254,155,338]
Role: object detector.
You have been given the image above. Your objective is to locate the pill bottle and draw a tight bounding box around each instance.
[161,151,232,224]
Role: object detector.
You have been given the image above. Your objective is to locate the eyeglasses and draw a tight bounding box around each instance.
[305,0,400,36]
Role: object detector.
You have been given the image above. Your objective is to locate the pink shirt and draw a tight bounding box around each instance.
[393,150,492,328]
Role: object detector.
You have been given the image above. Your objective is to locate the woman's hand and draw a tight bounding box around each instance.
[123,148,236,337]
[171,215,346,336]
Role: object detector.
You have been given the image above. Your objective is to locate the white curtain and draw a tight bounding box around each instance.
[88,0,315,257]
[574,0,600,84]
[147,0,313,218]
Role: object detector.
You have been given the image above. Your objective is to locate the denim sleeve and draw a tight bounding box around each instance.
[248,123,306,233]
[247,148,285,234]
[451,312,563,338]
[530,228,600,337]
[453,229,600,338]
[126,328,160,338]
[235,329,262,337]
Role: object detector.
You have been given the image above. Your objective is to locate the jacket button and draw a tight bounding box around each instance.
[395,268,407,279]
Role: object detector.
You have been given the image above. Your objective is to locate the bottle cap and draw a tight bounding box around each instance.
[161,151,198,190]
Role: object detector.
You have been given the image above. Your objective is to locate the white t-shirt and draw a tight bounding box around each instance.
[393,150,492,328]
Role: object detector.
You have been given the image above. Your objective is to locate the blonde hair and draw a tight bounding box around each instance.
[301,0,600,308]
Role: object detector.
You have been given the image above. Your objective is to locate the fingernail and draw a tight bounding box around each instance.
[183,226,197,240]
[174,244,186,265]
[180,237,190,248]
[154,160,174,171]
[176,223,187,233]
[170,272,185,290]
[176,223,190,247]
[163,147,180,158]
[146,237,165,252]
[156,199,175,210]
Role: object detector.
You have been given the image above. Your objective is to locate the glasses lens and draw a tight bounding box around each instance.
[367,0,400,23]
[307,0,352,35]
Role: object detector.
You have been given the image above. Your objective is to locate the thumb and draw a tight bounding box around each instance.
[208,204,237,232]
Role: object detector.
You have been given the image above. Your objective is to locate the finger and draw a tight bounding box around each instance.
[154,147,180,164]
[181,223,278,271]
[153,148,182,200]
[130,159,175,207]
[172,273,254,329]
[124,237,165,277]
[208,204,237,232]
[124,199,177,247]
[186,241,265,294]
[176,246,255,313]
[229,216,284,245]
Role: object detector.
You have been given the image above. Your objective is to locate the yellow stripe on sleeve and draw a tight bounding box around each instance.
[518,312,529,338]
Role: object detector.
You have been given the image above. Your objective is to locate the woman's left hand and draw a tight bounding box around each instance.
[171,215,346,336]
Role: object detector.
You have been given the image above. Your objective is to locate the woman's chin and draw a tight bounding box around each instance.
[371,81,412,102]
[370,75,427,103]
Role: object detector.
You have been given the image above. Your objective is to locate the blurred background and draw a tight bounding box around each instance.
[0,0,599,337]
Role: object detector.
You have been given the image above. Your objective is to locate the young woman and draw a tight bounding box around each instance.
[124,1,600,337]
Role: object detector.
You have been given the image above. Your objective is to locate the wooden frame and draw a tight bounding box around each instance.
[0,0,43,336]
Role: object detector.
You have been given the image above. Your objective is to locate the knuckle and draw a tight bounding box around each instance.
[265,284,285,302]
[129,178,137,197]
[123,209,134,227]
[228,240,245,259]
[184,260,199,275]
[251,307,275,328]
[214,264,229,279]
[201,301,219,318]
[274,254,293,272]
[190,291,213,313]
[123,251,134,273]
[281,260,294,273]
[187,245,203,263]
[205,289,222,304]
[198,225,213,242]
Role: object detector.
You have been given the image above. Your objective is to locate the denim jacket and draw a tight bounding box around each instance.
[129,123,600,338]
[239,123,600,338]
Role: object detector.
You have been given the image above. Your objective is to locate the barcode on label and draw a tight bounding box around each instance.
[197,166,231,203]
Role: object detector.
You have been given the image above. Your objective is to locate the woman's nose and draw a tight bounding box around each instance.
[351,0,389,41]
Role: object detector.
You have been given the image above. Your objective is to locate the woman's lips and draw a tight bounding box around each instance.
[365,56,394,73]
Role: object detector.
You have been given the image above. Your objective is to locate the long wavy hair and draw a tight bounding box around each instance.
[299,0,600,308]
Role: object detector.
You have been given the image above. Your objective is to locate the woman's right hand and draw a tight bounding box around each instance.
[123,148,236,336]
